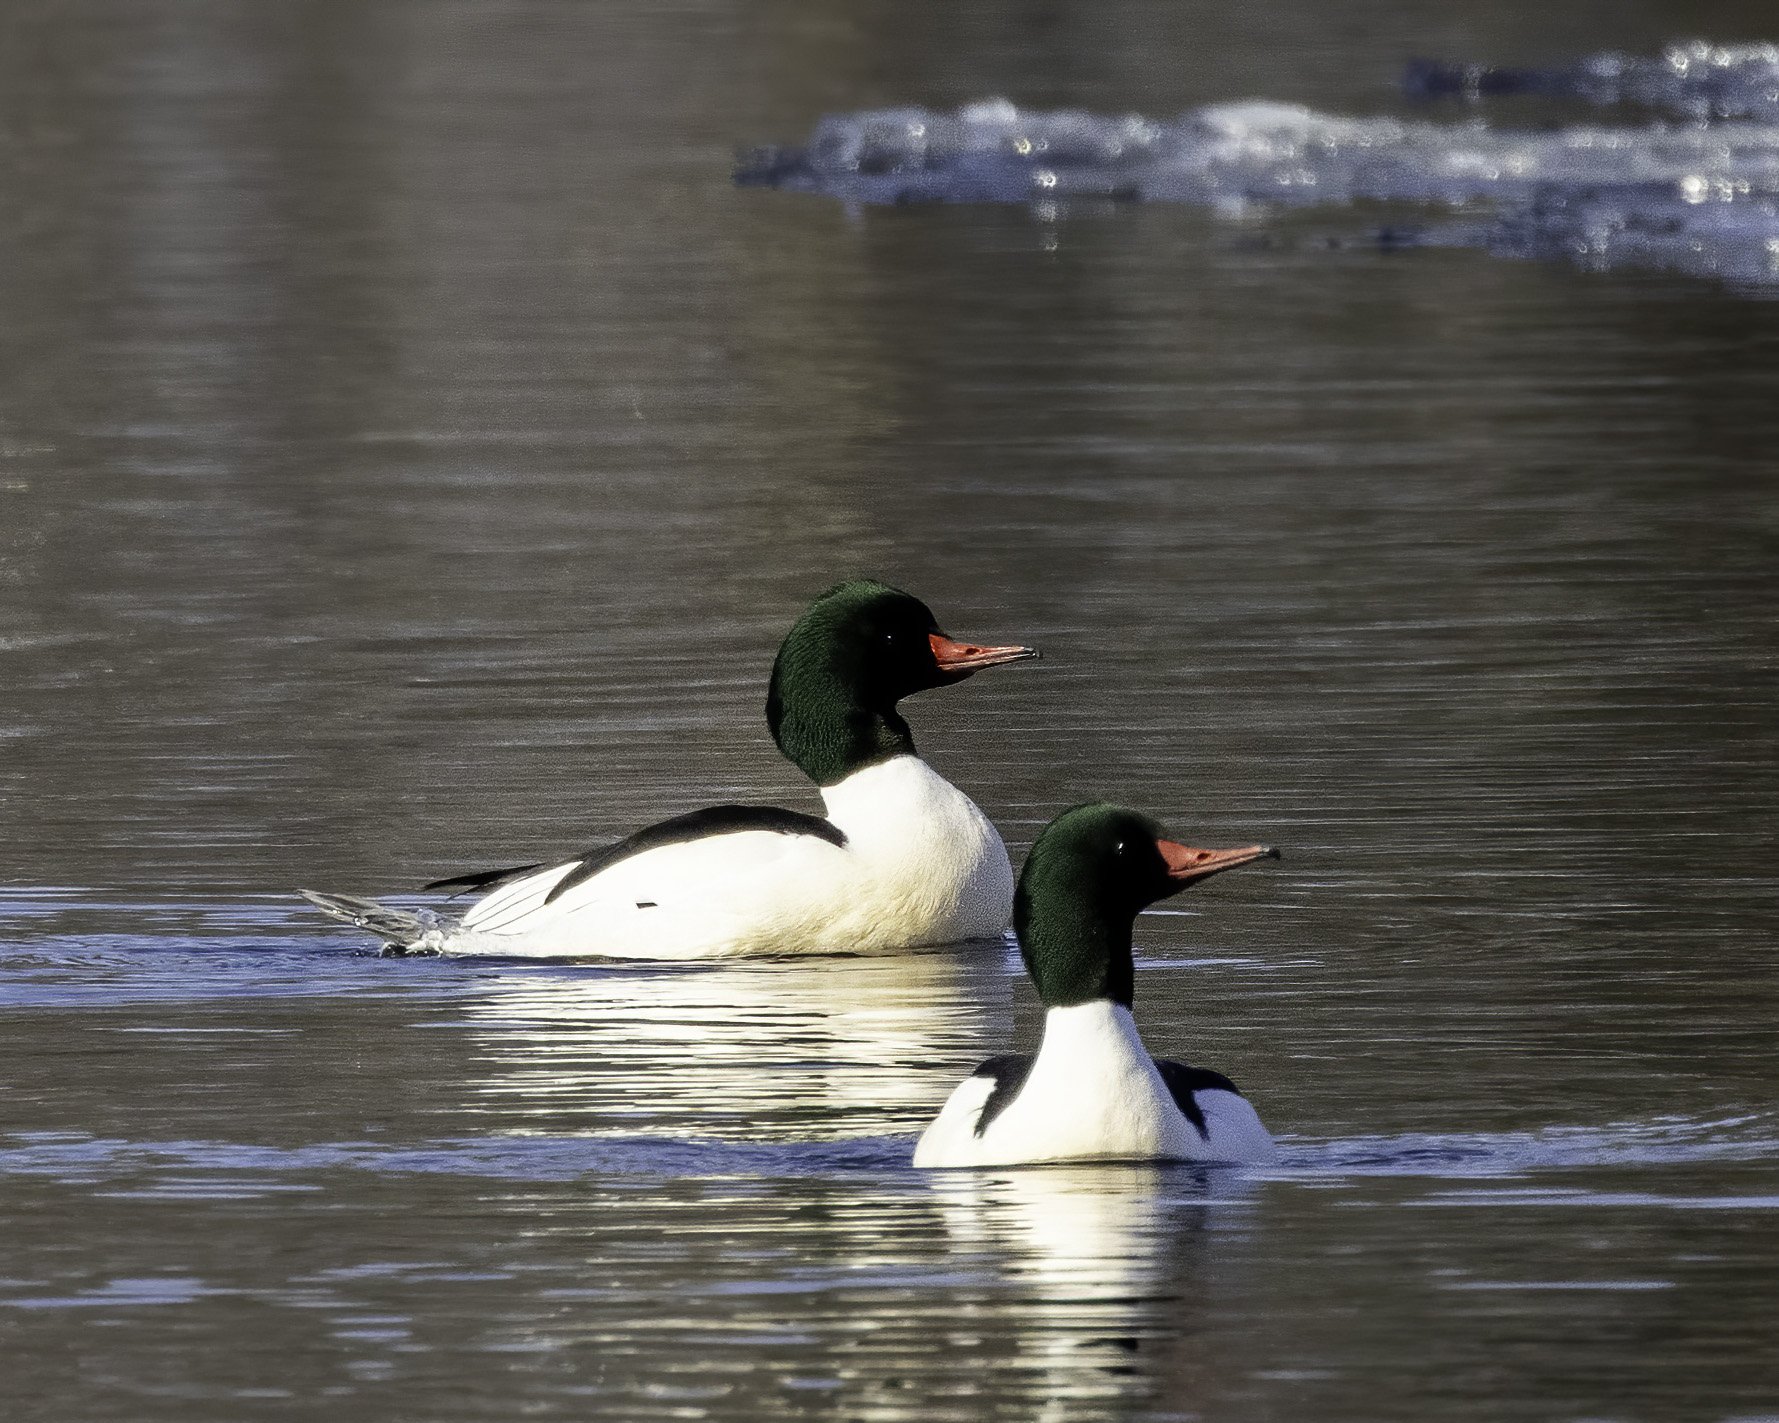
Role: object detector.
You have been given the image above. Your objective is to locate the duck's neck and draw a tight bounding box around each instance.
[768,664,915,787]
[1038,999,1148,1061]
[818,754,980,851]
[1015,885,1135,1010]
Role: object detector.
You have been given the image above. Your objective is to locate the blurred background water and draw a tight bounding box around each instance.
[2,1,1777,1419]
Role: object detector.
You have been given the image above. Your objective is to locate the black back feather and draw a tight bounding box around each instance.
[1153,1059,1242,1141]
[970,1054,1036,1137]
[421,863,545,896]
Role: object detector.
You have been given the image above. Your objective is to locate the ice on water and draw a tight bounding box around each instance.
[737,42,1779,287]
[1404,40,1779,122]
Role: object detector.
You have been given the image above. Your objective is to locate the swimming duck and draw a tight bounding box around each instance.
[914,803,1279,1167]
[302,580,1037,958]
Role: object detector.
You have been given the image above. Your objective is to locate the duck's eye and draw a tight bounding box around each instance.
[1113,839,1131,858]
[881,629,899,646]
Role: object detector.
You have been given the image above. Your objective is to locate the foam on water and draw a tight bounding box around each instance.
[0,889,473,1007]
[736,42,1779,287]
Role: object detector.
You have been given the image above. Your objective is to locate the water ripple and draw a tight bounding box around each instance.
[5,1110,1773,1194]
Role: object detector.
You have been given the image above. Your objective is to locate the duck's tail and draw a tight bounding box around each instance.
[299,889,438,953]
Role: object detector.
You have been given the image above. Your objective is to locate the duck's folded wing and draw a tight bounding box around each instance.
[1153,1059,1243,1141]
[969,1053,1037,1136]
[912,1054,1037,1167]
[459,804,849,935]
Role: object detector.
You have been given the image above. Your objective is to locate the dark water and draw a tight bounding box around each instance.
[3,2,1778,1419]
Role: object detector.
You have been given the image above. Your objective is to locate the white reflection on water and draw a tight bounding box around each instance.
[925,1166,1252,1417]
[452,945,1017,1140]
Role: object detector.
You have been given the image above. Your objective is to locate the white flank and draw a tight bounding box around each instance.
[914,1000,1276,1168]
[433,755,1014,959]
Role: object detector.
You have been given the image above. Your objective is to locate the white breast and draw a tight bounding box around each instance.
[816,756,1015,951]
[914,1001,1276,1167]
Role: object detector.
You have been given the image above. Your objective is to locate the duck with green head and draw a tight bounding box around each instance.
[914,803,1279,1167]
[302,580,1037,958]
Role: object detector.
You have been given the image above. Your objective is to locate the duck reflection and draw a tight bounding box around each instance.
[453,945,1012,1141]
[926,1165,1253,1417]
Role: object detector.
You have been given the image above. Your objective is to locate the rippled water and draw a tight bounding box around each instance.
[3,1,1778,1418]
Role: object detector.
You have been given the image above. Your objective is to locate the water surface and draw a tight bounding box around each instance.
[3,1,1777,1419]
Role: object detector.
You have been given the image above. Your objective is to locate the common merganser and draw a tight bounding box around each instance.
[301,580,1037,958]
[913,803,1279,1168]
